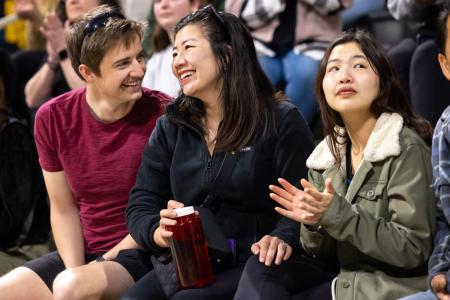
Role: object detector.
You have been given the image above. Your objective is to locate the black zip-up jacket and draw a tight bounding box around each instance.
[126,100,314,262]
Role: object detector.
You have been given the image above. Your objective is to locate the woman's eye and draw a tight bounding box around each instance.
[355,63,365,68]
[328,66,338,72]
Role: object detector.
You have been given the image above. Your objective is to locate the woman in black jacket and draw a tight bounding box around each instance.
[124,5,315,300]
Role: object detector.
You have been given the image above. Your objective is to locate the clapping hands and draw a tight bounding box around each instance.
[269,178,335,225]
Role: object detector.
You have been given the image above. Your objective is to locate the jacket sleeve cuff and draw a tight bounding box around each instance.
[270,218,301,252]
[147,222,170,256]
[319,192,347,229]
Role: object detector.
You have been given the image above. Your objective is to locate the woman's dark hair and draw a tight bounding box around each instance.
[173,5,283,151]
[315,29,433,166]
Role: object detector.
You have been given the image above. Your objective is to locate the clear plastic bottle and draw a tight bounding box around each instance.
[167,206,214,288]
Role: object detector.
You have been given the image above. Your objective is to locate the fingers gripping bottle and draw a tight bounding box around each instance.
[167,206,214,288]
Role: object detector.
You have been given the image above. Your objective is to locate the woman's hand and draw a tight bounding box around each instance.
[269,178,335,225]
[153,200,184,248]
[251,235,292,266]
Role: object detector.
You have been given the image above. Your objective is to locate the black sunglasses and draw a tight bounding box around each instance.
[83,11,125,38]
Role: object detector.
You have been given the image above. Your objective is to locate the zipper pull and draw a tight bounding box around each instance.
[207,159,212,169]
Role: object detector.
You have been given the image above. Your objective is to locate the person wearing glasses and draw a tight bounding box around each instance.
[122,5,314,300]
[0,5,171,300]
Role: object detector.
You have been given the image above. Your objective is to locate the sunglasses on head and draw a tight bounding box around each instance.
[83,11,125,38]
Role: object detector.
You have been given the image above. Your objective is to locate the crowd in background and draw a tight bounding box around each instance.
[0,0,449,299]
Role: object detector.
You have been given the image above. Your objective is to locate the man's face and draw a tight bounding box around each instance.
[88,36,146,105]
[438,16,450,80]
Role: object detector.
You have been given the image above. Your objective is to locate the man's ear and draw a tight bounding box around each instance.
[438,53,450,81]
[78,64,95,83]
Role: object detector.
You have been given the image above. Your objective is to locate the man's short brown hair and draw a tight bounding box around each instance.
[66,5,145,80]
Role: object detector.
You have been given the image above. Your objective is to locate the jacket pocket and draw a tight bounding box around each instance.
[355,181,388,218]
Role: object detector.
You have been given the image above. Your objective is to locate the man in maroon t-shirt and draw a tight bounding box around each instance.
[0,5,171,300]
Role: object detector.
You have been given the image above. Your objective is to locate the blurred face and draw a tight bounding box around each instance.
[438,16,450,80]
[322,42,380,118]
[172,24,221,103]
[153,0,199,34]
[88,36,146,104]
[65,0,100,23]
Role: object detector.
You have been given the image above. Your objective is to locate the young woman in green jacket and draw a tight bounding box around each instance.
[234,29,436,300]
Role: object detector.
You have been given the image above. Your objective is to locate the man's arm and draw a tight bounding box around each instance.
[43,170,85,268]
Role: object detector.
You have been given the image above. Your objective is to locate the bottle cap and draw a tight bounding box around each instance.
[174,206,194,217]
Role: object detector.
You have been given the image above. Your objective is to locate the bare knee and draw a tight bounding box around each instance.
[53,269,85,300]
[0,267,51,299]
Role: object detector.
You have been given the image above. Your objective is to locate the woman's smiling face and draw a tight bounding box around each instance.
[172,24,221,103]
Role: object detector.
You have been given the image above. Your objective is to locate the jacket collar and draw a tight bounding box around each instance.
[306,113,404,170]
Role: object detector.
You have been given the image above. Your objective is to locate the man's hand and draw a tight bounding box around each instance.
[432,274,450,300]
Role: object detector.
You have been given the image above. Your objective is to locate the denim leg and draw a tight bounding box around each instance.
[399,289,438,300]
[258,55,284,87]
[282,51,320,125]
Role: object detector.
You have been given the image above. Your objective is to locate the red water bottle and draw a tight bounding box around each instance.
[167,206,214,288]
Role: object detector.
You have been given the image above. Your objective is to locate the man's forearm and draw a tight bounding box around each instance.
[51,208,85,268]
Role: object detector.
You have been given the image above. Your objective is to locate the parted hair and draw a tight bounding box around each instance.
[173,5,284,151]
[66,5,144,80]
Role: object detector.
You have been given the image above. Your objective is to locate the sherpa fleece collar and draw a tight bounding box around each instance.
[306,113,404,170]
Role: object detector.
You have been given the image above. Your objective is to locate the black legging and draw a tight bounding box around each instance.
[233,255,337,300]
[121,265,244,300]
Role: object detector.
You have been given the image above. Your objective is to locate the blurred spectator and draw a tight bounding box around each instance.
[142,0,202,97]
[24,0,121,110]
[142,0,221,56]
[0,48,50,275]
[387,0,450,126]
[15,0,59,50]
[121,0,152,21]
[1,0,26,52]
[225,0,352,126]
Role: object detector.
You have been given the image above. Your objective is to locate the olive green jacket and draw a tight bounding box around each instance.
[301,113,435,300]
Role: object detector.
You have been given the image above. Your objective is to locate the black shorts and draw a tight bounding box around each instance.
[23,249,153,290]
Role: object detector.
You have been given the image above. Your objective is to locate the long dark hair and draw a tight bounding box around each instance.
[173,5,283,151]
[315,29,432,166]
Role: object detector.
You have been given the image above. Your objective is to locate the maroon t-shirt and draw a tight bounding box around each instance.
[34,87,171,254]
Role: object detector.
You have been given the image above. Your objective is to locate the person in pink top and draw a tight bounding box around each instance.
[0,5,171,300]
